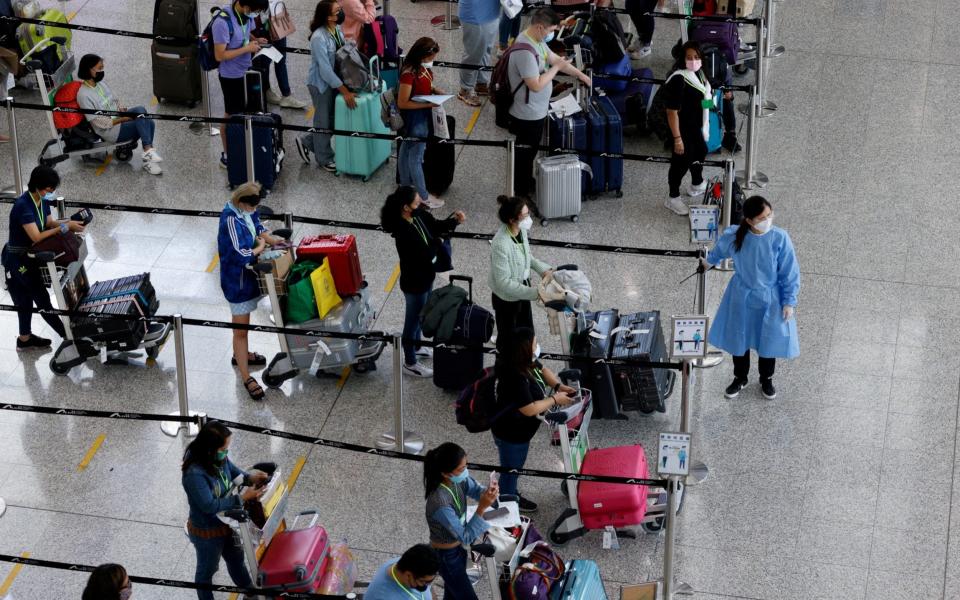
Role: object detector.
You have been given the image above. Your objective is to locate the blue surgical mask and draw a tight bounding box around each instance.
[449,469,469,484]
[42,191,56,201]
[544,31,555,43]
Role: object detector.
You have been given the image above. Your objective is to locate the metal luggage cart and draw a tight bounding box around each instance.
[482,514,535,600]
[31,235,171,374]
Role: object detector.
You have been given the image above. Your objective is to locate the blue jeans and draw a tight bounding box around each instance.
[403,289,431,365]
[437,546,478,600]
[189,534,252,600]
[398,109,430,200]
[302,84,336,165]
[498,11,521,46]
[493,435,530,497]
[253,37,291,96]
[115,106,154,148]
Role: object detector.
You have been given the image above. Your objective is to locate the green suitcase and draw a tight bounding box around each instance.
[334,56,392,181]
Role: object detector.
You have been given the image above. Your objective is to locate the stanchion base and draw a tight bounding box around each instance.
[736,170,769,189]
[685,461,709,486]
[431,14,461,29]
[0,497,6,517]
[767,45,785,58]
[692,353,724,369]
[675,581,694,595]
[758,102,778,117]
[376,431,425,454]
[160,410,205,438]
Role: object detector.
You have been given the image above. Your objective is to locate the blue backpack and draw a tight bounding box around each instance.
[198,9,233,71]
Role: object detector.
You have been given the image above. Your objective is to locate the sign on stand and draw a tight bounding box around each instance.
[657,432,692,477]
[689,205,720,243]
[669,315,709,359]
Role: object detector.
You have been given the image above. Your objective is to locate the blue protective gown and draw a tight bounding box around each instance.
[706,226,800,359]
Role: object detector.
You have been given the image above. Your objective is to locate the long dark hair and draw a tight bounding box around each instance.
[733,195,773,252]
[672,40,703,72]
[182,421,232,475]
[380,185,416,234]
[402,37,440,73]
[82,564,126,600]
[310,0,337,34]
[496,195,527,225]
[496,327,535,379]
[423,442,465,498]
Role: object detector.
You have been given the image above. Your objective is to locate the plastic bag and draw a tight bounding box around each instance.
[285,260,320,323]
[317,542,358,594]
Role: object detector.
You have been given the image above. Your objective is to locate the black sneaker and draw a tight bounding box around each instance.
[295,136,311,164]
[219,153,228,169]
[16,334,52,351]
[722,132,742,153]
[724,378,747,399]
[761,378,777,400]
[517,495,538,513]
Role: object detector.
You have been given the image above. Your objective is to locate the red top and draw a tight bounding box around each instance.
[399,67,434,96]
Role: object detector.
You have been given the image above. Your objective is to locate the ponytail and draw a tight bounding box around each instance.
[733,195,773,252]
[423,442,466,498]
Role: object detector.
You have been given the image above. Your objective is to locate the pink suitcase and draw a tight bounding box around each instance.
[257,511,330,592]
[576,444,648,530]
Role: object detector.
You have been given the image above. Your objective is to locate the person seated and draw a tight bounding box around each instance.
[75,53,163,175]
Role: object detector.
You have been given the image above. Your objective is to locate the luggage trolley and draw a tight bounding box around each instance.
[31,234,171,374]
[482,513,535,600]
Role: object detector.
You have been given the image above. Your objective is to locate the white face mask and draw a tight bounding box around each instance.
[753,216,772,234]
[422,61,434,68]
[518,216,533,231]
[533,343,541,359]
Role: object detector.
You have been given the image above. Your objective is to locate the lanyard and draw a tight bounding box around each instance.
[216,467,231,497]
[390,566,425,600]
[232,6,250,48]
[411,218,430,247]
[440,483,465,524]
[29,193,44,229]
[90,82,114,110]
[509,231,527,260]
[329,26,343,49]
[530,367,547,395]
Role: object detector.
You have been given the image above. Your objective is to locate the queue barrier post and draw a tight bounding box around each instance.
[375,334,425,454]
[692,248,723,369]
[160,314,203,438]
[5,97,22,195]
[505,139,515,197]
[661,475,686,599]
[189,0,219,137]
[764,0,786,58]
[679,359,708,484]
[383,0,390,17]
[716,159,734,271]
[736,85,768,189]
[755,18,777,116]
[284,212,294,230]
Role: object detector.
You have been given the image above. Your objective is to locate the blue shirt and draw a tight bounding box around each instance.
[212,5,253,79]
[425,477,490,545]
[458,0,500,25]
[7,190,50,249]
[217,202,266,304]
[307,27,344,93]
[366,559,433,600]
[182,458,249,530]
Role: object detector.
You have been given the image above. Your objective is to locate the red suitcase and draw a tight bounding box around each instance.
[257,511,330,592]
[296,234,363,296]
[577,444,648,530]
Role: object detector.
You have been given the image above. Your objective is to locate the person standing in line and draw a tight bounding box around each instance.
[365,544,441,600]
[663,41,711,216]
[702,195,800,400]
[624,0,658,59]
[82,563,133,600]
[396,37,445,210]
[251,7,307,109]
[456,0,499,107]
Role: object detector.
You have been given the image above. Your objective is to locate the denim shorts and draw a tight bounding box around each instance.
[229,297,260,315]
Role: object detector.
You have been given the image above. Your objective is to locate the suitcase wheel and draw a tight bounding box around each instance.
[540,218,548,227]
[733,63,750,75]
[262,371,285,388]
[114,147,133,162]
[570,215,579,223]
[641,517,664,534]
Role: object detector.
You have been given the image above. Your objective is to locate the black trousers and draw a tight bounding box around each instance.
[5,263,65,338]
[492,292,533,354]
[625,0,659,45]
[732,350,776,381]
[668,137,707,197]
[509,116,545,198]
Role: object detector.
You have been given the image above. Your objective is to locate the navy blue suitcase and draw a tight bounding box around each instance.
[593,96,623,195]
[226,113,284,191]
[583,100,607,196]
[605,68,654,130]
[547,112,590,194]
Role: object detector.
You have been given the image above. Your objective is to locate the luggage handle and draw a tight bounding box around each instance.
[289,509,320,531]
[368,55,381,93]
[448,274,472,302]
[244,69,264,114]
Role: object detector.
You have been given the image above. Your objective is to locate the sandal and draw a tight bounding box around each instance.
[232,352,267,366]
[457,90,482,107]
[243,377,265,401]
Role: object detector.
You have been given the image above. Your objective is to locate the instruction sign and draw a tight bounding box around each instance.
[657,432,692,476]
[689,205,720,243]
[669,315,709,359]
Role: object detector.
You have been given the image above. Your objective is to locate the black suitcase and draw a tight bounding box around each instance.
[74,273,158,350]
[433,275,486,391]
[570,309,625,420]
[610,311,674,414]
[226,112,283,191]
[151,41,202,106]
[424,114,456,195]
[154,0,198,38]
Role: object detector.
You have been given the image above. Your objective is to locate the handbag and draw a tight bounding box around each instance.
[268,1,296,41]
[310,257,343,319]
[485,525,520,563]
[434,238,453,273]
[285,260,320,323]
[30,231,81,268]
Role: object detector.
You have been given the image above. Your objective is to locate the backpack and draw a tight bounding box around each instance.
[455,368,510,433]
[647,83,671,147]
[198,9,233,72]
[52,81,83,130]
[335,40,371,92]
[700,43,729,89]
[489,43,538,129]
[380,87,404,131]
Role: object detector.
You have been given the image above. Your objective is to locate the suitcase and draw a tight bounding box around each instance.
[594,55,631,93]
[718,0,756,17]
[226,112,284,191]
[701,43,729,89]
[17,8,70,57]
[451,302,494,344]
[285,291,373,370]
[257,514,330,592]
[296,235,363,296]
[550,560,606,600]
[570,309,622,420]
[534,154,584,224]
[577,445,649,530]
[153,0,198,37]
[547,112,590,194]
[592,96,623,194]
[151,41,203,105]
[609,311,673,414]
[604,68,654,129]
[74,273,159,351]
[706,91,723,153]
[424,114,456,195]
[334,59,391,181]
[433,276,485,391]
[582,100,606,195]
[689,21,739,65]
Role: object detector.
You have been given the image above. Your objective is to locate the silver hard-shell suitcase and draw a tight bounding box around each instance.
[284,287,380,374]
[534,154,590,226]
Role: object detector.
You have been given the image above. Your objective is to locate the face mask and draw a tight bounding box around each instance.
[685,59,702,72]
[422,61,434,68]
[448,468,469,483]
[335,10,345,24]
[518,216,533,231]
[215,449,228,462]
[413,584,430,593]
[544,31,555,43]
[92,71,105,83]
[120,588,132,600]
[753,216,772,234]
[243,207,257,216]
[533,344,541,359]
[42,191,56,201]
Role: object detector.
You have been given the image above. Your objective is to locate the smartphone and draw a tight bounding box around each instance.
[483,506,509,520]
[489,471,500,487]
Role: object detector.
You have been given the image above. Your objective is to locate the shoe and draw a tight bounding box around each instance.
[244,376,265,401]
[219,153,228,169]
[16,334,51,351]
[664,195,689,215]
[687,181,708,196]
[722,132,743,153]
[629,44,652,59]
[760,378,777,400]
[423,195,445,209]
[517,496,539,513]
[475,82,489,95]
[415,346,433,359]
[295,136,311,164]
[724,378,747,399]
[279,95,308,109]
[402,362,433,377]
[322,162,336,173]
[142,149,163,162]
[142,161,162,175]
[265,89,284,106]
[458,89,482,107]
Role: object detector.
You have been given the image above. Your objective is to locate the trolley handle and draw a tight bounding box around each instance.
[250,262,274,274]
[28,250,56,263]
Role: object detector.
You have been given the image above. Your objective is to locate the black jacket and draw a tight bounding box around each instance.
[393,208,459,294]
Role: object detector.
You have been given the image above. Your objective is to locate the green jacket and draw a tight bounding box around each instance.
[489,225,551,302]
[420,283,468,342]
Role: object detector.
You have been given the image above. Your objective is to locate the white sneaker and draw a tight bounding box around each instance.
[142,149,163,163]
[402,362,433,377]
[265,89,284,106]
[664,195,688,215]
[423,195,445,209]
[629,45,652,60]
[687,181,708,196]
[416,346,433,359]
[142,161,162,175]
[279,95,308,109]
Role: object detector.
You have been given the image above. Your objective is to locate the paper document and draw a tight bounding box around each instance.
[550,94,581,117]
[412,94,454,105]
[254,45,284,63]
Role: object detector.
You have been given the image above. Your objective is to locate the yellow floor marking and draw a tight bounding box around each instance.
[287,455,307,491]
[384,262,400,292]
[77,434,105,471]
[0,552,30,595]
[336,366,351,389]
[66,11,76,21]
[94,154,112,176]
[464,107,482,134]
[305,106,315,122]
[205,254,220,273]
[150,96,159,106]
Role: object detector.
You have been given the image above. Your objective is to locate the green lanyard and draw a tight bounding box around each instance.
[390,566,425,600]
[531,367,548,395]
[216,467,231,497]
[30,193,44,229]
[329,25,343,49]
[440,483,465,524]
[411,218,429,247]
[92,83,114,110]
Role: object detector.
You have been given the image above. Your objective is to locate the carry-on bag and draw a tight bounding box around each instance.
[257,511,330,592]
[334,56,392,181]
[609,311,672,413]
[17,8,71,57]
[433,275,485,391]
[706,90,723,153]
[549,560,607,600]
[317,542,358,595]
[603,68,655,130]
[689,21,739,65]
[510,542,565,600]
[226,111,284,191]
[577,445,649,530]
[534,154,587,224]
[296,234,363,296]
[152,42,203,106]
[153,0,198,37]
[592,96,623,194]
[424,114,456,195]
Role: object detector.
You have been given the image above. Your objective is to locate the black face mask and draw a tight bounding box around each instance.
[93,71,104,82]
[335,10,346,24]
[413,584,430,592]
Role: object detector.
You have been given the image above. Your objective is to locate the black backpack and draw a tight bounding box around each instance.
[455,368,510,433]
[700,43,729,88]
[489,43,538,129]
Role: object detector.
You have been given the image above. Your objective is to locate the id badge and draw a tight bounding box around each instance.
[701,98,715,110]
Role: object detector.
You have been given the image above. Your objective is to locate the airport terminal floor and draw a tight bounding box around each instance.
[1,0,960,598]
